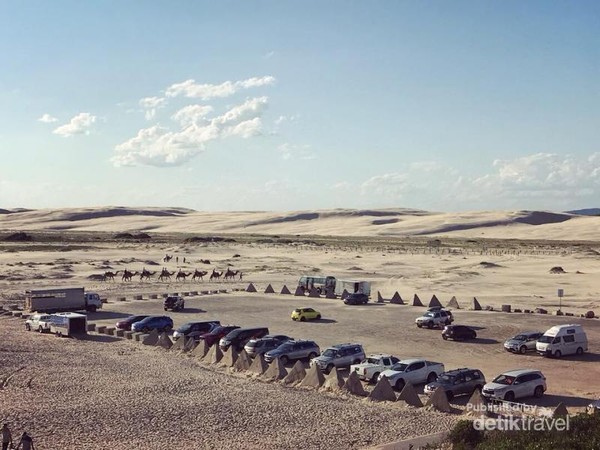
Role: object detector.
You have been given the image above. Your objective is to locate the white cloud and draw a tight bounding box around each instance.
[264,51,275,59]
[165,76,275,100]
[277,142,316,160]
[139,96,166,120]
[38,113,58,123]
[361,173,410,198]
[52,113,97,137]
[112,97,269,167]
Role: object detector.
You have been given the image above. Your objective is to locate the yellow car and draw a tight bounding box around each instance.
[291,307,322,322]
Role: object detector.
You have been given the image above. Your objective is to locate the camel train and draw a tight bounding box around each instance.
[102,267,243,282]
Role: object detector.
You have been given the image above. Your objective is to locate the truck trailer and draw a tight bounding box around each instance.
[49,312,88,337]
[25,287,102,313]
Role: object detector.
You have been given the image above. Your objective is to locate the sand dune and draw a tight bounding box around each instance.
[0,206,598,240]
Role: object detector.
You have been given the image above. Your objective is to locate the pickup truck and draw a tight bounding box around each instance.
[378,358,445,390]
[415,310,453,329]
[350,354,401,383]
[25,313,55,333]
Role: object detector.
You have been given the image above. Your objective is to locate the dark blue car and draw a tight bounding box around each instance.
[131,315,173,333]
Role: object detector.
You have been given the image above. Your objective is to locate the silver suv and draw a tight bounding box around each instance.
[482,369,547,402]
[424,368,486,400]
[504,331,543,354]
[310,343,366,373]
[264,340,320,365]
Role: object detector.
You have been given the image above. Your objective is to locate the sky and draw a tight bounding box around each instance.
[1,1,599,212]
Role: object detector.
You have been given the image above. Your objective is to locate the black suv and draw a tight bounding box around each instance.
[219,327,270,351]
[424,368,486,400]
[442,325,476,341]
[344,293,369,305]
[172,320,220,340]
[164,296,185,312]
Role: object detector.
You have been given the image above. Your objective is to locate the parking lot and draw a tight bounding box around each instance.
[91,292,600,409]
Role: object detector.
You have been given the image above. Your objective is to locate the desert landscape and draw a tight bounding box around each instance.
[0,207,599,449]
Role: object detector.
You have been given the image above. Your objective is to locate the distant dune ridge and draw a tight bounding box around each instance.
[0,206,599,240]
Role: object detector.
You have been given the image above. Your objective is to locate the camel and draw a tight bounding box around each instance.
[158,268,175,282]
[223,269,239,281]
[209,269,223,282]
[192,270,208,281]
[199,259,211,265]
[163,254,173,263]
[103,271,120,281]
[121,270,138,282]
[140,268,156,281]
[176,270,192,281]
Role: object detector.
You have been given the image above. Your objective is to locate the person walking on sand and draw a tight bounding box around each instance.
[1,424,12,450]
[15,432,34,450]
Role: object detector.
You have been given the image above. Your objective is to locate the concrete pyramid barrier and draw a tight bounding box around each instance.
[322,368,345,391]
[280,285,291,295]
[294,286,305,296]
[205,344,223,364]
[412,294,424,307]
[341,289,350,300]
[472,297,482,311]
[342,371,367,397]
[184,337,197,352]
[249,354,268,375]
[157,332,173,350]
[325,290,336,299]
[391,292,404,304]
[233,349,252,372]
[426,387,452,413]
[246,283,257,293]
[308,287,320,298]
[142,329,159,346]
[428,295,442,308]
[368,376,397,402]
[463,389,485,416]
[377,291,384,303]
[553,402,569,418]
[398,382,423,407]
[221,347,239,367]
[264,284,275,294]
[447,296,460,309]
[299,363,326,388]
[191,340,210,358]
[283,361,307,385]
[263,358,287,380]
[171,335,186,352]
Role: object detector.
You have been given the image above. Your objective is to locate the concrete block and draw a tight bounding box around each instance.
[115,329,125,337]
[162,293,169,298]
[87,323,96,332]
[12,311,22,318]
[182,292,190,296]
[219,289,227,294]
[117,297,126,302]
[133,332,145,342]
[21,314,30,320]
[150,294,158,299]
[565,312,574,317]
[190,291,198,296]
[106,327,116,336]
[133,295,143,300]
[125,331,134,340]
[501,304,512,313]
[96,325,107,334]
[201,290,209,295]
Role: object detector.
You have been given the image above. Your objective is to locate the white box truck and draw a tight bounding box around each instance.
[49,312,88,337]
[25,287,103,313]
[334,280,372,297]
[536,324,588,358]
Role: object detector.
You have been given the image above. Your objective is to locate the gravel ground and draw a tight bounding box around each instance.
[0,316,460,450]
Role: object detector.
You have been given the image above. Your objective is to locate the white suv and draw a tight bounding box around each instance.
[25,313,55,333]
[415,310,453,329]
[482,369,546,402]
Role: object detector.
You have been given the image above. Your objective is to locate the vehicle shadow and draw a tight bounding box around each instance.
[539,352,600,363]
[181,308,206,314]
[86,311,131,320]
[470,338,500,345]
[80,334,122,343]
[524,394,593,408]
[312,318,337,324]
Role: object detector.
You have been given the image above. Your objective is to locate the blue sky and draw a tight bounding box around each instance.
[1,1,599,211]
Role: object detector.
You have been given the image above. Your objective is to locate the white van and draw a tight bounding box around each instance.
[536,324,588,358]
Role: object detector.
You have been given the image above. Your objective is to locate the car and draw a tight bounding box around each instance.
[587,399,600,414]
[244,335,292,358]
[504,331,543,354]
[442,325,477,341]
[378,359,445,391]
[351,354,401,383]
[482,369,547,402]
[25,313,55,333]
[194,325,240,345]
[264,340,320,365]
[291,307,321,321]
[115,315,149,331]
[131,316,174,333]
[163,296,185,312]
[344,293,369,305]
[172,320,220,340]
[424,368,486,400]
[310,343,366,373]
[219,327,270,351]
[415,310,454,329]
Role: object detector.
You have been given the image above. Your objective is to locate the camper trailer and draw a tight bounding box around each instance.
[49,312,88,338]
[536,324,588,358]
[334,280,371,297]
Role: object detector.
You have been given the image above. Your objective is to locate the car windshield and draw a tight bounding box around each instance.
[391,363,408,372]
[493,374,516,385]
[178,323,193,332]
[512,334,526,341]
[366,357,380,364]
[537,335,552,343]
[423,312,434,318]
[322,349,337,357]
[438,374,456,383]
[278,343,293,351]
[293,309,301,313]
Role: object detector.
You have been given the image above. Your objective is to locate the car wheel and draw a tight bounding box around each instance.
[326,364,334,374]
[534,386,544,398]
[395,379,405,391]
[164,308,168,311]
[316,314,321,320]
[280,355,289,365]
[427,372,437,383]
[25,324,31,331]
[308,352,317,359]
[519,345,527,354]
[442,335,448,340]
[427,322,434,329]
[474,385,483,392]
[554,350,562,358]
[38,326,44,333]
[371,372,380,384]
[504,391,515,402]
[300,316,306,322]
[417,324,422,328]
[576,347,584,355]
[446,391,454,401]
